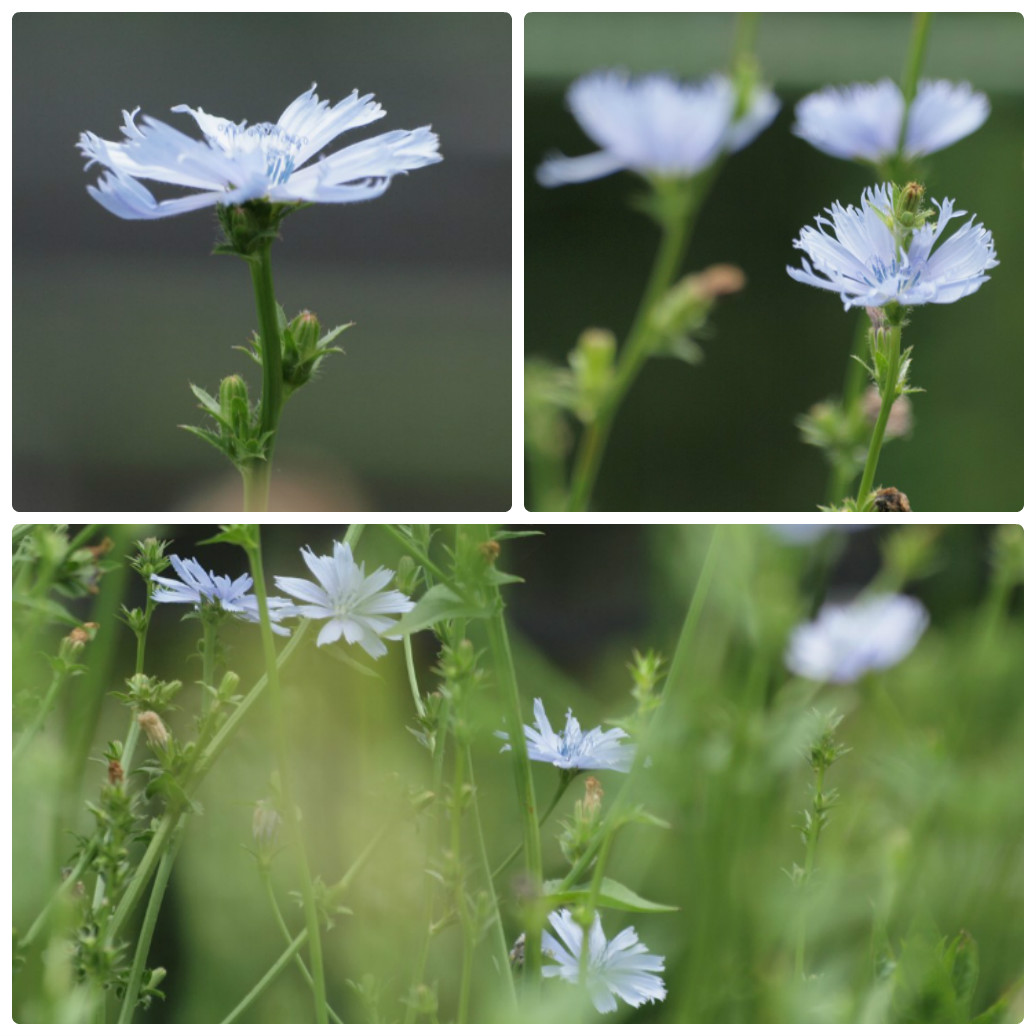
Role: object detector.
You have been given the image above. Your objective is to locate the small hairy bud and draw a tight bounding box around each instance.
[108,759,124,784]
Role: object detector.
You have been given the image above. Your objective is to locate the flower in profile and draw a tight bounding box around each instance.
[542,909,666,1013]
[537,70,778,187]
[151,555,294,634]
[273,542,413,658]
[793,79,989,163]
[499,698,635,772]
[787,183,997,311]
[78,83,442,220]
[785,593,929,684]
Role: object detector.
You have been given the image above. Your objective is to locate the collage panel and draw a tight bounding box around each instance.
[13,13,511,512]
[12,524,1022,1022]
[524,13,1022,512]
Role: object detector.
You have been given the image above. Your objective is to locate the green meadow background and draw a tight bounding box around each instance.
[13,524,1022,1022]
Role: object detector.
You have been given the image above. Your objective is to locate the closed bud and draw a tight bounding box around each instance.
[219,375,252,437]
[252,798,282,848]
[569,328,616,423]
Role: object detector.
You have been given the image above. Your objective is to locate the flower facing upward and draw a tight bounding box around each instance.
[785,593,929,684]
[273,542,413,658]
[537,70,778,187]
[78,83,442,220]
[793,79,989,164]
[787,183,998,311]
[151,555,294,634]
[499,698,635,772]
[542,909,666,1013]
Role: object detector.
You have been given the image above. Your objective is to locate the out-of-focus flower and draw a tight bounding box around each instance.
[499,698,635,772]
[787,183,997,311]
[537,70,778,187]
[78,83,442,220]
[542,908,666,1013]
[785,593,929,683]
[151,555,293,634]
[793,79,989,163]
[274,542,413,658]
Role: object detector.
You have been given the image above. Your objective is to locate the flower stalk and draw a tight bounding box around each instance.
[855,324,902,509]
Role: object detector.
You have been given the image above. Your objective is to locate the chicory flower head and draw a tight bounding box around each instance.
[785,592,929,684]
[537,70,778,187]
[499,698,635,772]
[151,555,294,634]
[542,908,666,1013]
[787,183,998,311]
[273,541,413,658]
[78,83,442,220]
[793,79,989,164]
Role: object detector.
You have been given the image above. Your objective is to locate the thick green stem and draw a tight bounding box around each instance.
[117,816,188,1022]
[566,201,695,511]
[484,594,543,986]
[245,534,328,1023]
[855,326,902,509]
[244,241,283,511]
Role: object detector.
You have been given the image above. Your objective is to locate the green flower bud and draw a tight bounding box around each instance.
[219,375,253,439]
[568,327,616,423]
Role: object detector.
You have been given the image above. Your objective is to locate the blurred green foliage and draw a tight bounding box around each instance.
[13,524,1023,1022]
[526,13,1023,510]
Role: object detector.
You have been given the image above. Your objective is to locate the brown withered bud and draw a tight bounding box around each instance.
[66,626,91,646]
[874,487,912,512]
[108,759,125,784]
[137,710,169,748]
[88,537,115,559]
[479,540,501,564]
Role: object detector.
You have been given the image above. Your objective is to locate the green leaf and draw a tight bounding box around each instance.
[542,877,678,913]
[384,584,491,637]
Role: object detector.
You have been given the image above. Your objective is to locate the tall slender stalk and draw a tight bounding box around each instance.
[855,326,902,509]
[244,531,328,1023]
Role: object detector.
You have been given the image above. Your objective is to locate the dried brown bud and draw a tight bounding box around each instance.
[88,537,115,559]
[479,540,501,563]
[137,710,169,748]
[108,759,124,784]
[874,487,912,512]
[66,626,91,646]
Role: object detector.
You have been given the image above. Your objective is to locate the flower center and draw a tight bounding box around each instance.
[215,120,308,185]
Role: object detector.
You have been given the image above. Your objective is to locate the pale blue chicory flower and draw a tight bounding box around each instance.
[498,698,635,772]
[78,83,442,220]
[542,908,666,1013]
[274,542,413,658]
[785,592,929,684]
[151,555,294,634]
[793,79,989,163]
[787,183,998,310]
[537,70,779,187]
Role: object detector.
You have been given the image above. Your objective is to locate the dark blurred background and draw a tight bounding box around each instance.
[525,13,1023,511]
[14,13,511,511]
